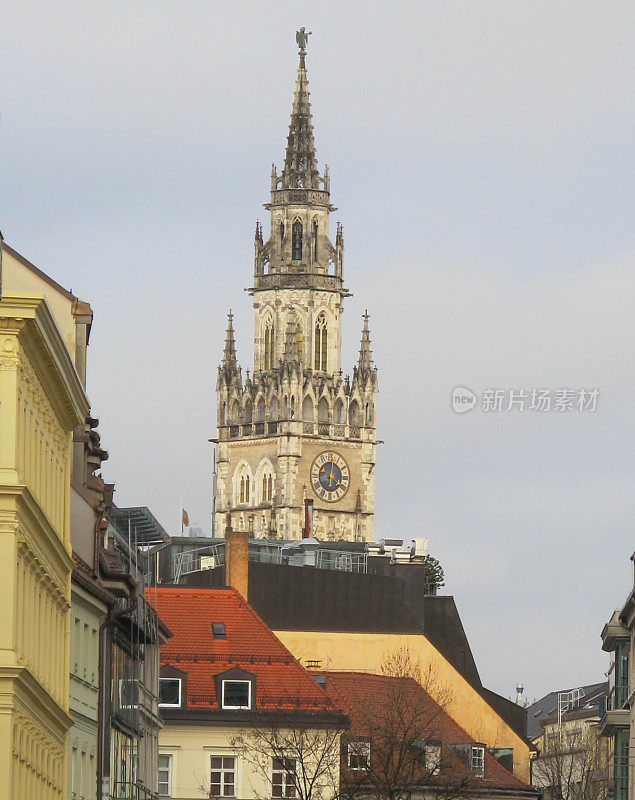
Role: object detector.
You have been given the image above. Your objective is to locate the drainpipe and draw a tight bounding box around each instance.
[96,583,138,800]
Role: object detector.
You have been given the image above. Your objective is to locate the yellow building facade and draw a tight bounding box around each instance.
[0,246,89,799]
[274,629,532,783]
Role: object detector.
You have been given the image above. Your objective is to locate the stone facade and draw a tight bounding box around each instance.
[216,44,378,542]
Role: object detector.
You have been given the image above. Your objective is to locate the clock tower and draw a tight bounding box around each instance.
[215,33,378,542]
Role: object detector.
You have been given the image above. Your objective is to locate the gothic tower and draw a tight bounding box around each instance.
[215,32,378,542]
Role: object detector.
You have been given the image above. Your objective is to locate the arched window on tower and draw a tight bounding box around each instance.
[240,474,250,504]
[244,400,252,423]
[349,400,360,427]
[263,319,275,370]
[365,402,373,425]
[312,219,318,260]
[334,398,345,424]
[318,397,329,423]
[293,314,303,361]
[261,470,273,502]
[302,396,314,422]
[314,313,328,371]
[257,398,265,422]
[292,220,303,260]
[269,397,279,420]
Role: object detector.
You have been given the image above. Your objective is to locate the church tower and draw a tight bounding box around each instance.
[215,31,378,542]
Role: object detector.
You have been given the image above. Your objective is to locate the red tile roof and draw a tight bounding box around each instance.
[323,672,535,794]
[148,587,337,713]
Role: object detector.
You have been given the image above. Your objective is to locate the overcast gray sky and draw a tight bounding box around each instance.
[2,1,634,701]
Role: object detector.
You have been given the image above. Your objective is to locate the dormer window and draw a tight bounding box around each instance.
[222,680,251,710]
[470,745,485,777]
[159,677,182,708]
[213,622,226,639]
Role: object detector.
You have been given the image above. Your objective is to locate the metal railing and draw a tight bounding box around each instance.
[173,544,225,583]
[315,549,367,573]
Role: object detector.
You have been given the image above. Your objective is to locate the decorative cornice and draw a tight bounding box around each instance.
[0,296,89,428]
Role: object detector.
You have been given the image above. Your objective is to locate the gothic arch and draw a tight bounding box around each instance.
[292,217,303,260]
[302,395,314,421]
[261,311,275,370]
[269,396,279,420]
[317,396,330,423]
[334,397,345,425]
[349,399,361,426]
[232,460,253,507]
[243,397,253,423]
[255,458,275,504]
[229,398,240,424]
[256,396,266,422]
[314,311,328,372]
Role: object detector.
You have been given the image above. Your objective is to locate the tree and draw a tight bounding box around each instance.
[339,645,478,800]
[531,720,609,800]
[225,713,344,800]
[421,555,445,591]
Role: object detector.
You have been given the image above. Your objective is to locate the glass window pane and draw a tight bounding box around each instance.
[223,681,250,708]
[223,757,234,769]
[159,678,180,706]
[211,758,222,769]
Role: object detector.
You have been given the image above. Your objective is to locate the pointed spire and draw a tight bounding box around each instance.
[282,30,321,190]
[222,309,238,377]
[358,311,374,376]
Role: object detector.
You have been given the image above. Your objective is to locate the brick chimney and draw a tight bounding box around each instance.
[225,521,249,601]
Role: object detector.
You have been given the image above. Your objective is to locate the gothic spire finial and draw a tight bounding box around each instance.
[357,311,374,376]
[222,309,238,375]
[282,30,320,190]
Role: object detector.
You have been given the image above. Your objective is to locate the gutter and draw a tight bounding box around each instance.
[96,582,138,800]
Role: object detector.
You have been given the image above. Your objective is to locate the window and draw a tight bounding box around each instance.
[158,754,172,796]
[262,473,273,502]
[210,756,235,797]
[212,622,226,639]
[347,741,370,770]
[222,680,251,709]
[488,747,513,773]
[159,678,181,708]
[240,475,250,504]
[312,219,318,259]
[292,220,303,260]
[272,757,296,798]
[615,728,629,800]
[295,320,303,361]
[257,398,265,422]
[422,742,441,774]
[470,746,485,778]
[264,320,275,370]
[314,313,328,371]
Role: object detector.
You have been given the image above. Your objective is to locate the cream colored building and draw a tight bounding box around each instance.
[0,242,90,799]
[215,41,378,543]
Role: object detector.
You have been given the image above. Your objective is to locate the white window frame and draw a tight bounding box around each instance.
[210,754,237,797]
[470,745,485,778]
[158,753,173,797]
[272,757,297,798]
[221,679,251,710]
[347,740,371,770]
[158,677,182,708]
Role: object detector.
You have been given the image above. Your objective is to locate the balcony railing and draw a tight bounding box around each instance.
[219,421,372,440]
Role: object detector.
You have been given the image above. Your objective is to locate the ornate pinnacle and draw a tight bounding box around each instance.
[221,309,238,377]
[281,30,321,190]
[357,311,374,377]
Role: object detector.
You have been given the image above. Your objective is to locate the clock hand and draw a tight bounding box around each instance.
[328,468,335,487]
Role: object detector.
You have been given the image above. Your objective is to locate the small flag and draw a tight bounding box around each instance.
[182,508,189,529]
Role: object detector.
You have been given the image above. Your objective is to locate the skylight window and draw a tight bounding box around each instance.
[213,622,226,638]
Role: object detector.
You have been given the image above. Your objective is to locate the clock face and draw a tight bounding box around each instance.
[310,451,350,502]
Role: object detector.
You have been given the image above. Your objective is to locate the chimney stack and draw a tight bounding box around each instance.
[225,520,249,601]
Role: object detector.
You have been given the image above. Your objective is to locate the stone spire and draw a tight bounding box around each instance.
[281,31,321,190]
[221,310,238,379]
[357,311,374,375]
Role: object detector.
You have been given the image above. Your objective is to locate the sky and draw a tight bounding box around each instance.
[1,1,634,701]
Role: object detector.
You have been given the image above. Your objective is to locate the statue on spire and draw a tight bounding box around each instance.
[296,27,312,53]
